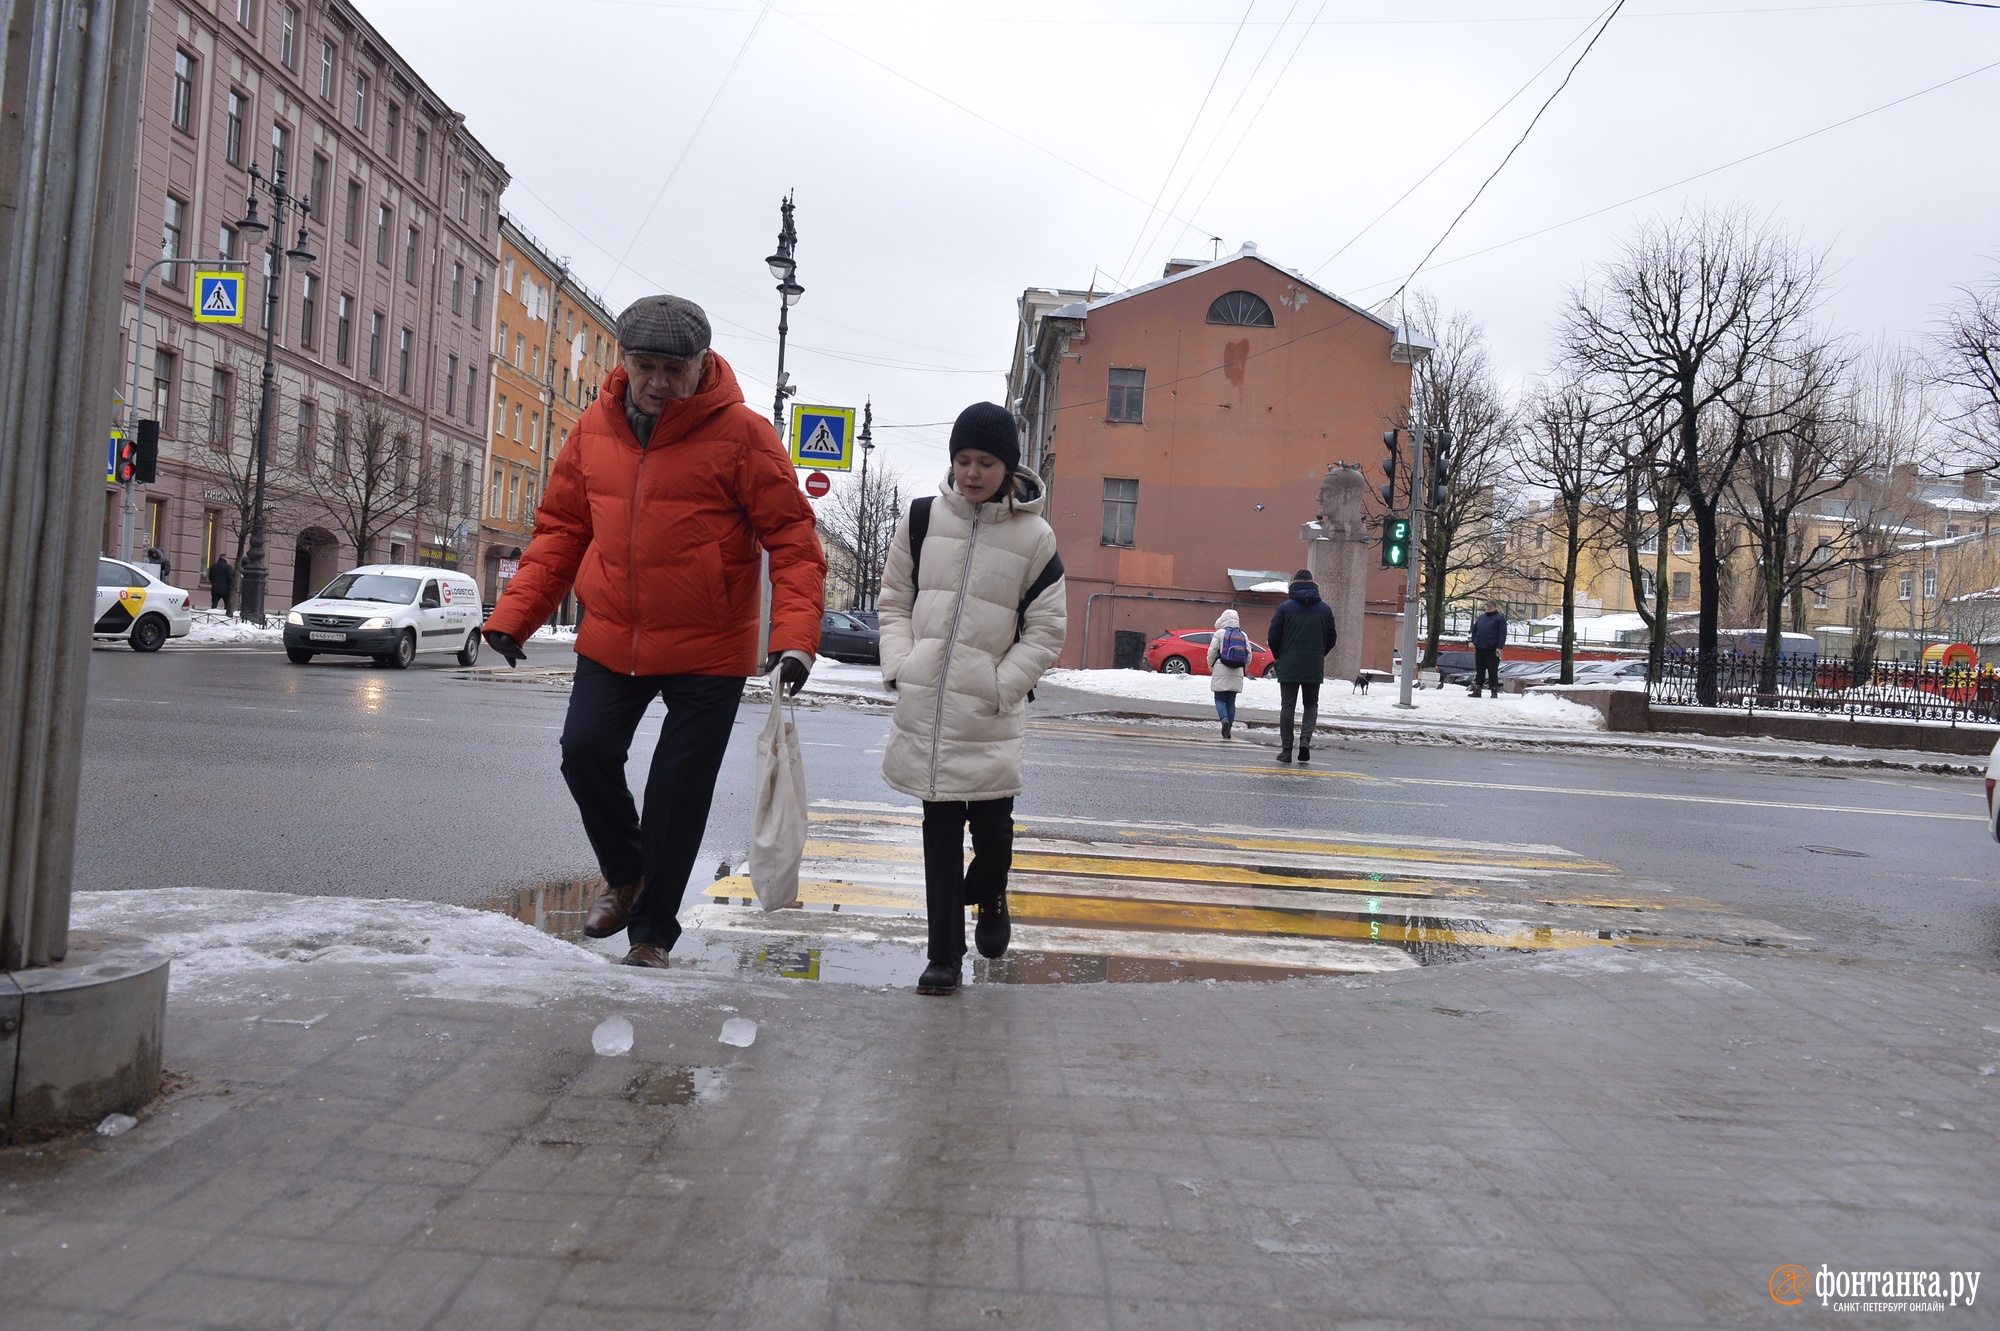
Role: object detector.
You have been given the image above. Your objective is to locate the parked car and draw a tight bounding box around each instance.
[93,556,192,652]
[818,609,880,664]
[1144,629,1278,679]
[1987,735,1999,842]
[1433,650,1478,686]
[283,565,484,668]
[847,610,879,630]
[1573,659,1651,684]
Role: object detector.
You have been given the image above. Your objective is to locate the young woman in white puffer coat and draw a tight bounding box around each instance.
[878,403,1067,996]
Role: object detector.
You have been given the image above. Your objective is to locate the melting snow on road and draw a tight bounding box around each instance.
[1041,670,1605,731]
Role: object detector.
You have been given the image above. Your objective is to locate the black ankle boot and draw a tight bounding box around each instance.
[1221,720,1232,739]
[1298,745,1311,762]
[1277,748,1293,763]
[975,895,1011,959]
[917,961,960,995]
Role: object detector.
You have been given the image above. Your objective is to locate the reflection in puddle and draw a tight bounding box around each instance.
[625,1066,724,1107]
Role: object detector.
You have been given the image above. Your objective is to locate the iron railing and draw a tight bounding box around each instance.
[1647,648,2000,726]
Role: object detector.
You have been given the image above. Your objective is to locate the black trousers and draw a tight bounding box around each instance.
[210,589,230,611]
[1474,647,1501,695]
[920,798,1014,966]
[1278,681,1320,752]
[560,655,745,949]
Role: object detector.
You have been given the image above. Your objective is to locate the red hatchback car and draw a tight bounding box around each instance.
[1144,628,1279,678]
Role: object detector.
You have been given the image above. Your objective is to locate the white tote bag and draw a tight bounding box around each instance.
[747,669,807,911]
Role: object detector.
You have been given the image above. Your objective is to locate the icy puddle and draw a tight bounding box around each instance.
[483,803,1808,986]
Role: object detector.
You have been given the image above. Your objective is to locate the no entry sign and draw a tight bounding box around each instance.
[804,471,831,498]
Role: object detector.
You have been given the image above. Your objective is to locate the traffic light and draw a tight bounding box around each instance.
[1380,429,1400,507]
[1430,426,1451,508]
[114,435,138,484]
[135,419,160,484]
[1381,516,1410,568]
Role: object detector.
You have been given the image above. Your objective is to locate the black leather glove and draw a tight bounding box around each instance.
[762,652,809,697]
[484,630,527,667]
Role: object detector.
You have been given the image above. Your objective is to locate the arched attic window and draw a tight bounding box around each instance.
[1206,290,1275,327]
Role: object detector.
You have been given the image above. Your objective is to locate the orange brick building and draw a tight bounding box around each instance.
[1008,245,1427,670]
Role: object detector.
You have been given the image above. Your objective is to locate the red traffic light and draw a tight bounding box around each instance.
[115,438,138,484]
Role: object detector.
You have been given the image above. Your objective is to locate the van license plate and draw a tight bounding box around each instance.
[308,631,346,642]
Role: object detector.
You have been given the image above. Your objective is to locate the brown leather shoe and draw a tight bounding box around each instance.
[582,879,642,939]
[617,944,671,969]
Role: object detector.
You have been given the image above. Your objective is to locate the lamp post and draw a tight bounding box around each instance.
[765,192,803,433]
[856,397,874,607]
[231,163,315,625]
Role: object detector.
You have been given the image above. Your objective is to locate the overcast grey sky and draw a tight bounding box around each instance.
[367,0,1999,485]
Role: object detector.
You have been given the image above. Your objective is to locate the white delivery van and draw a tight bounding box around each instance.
[282,564,484,668]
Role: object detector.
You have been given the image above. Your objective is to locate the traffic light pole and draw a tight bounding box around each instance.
[1396,426,1426,710]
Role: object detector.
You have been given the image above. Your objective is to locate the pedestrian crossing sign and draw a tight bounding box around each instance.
[193,271,245,324]
[788,405,855,471]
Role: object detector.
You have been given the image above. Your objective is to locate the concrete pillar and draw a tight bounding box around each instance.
[0,0,167,1124]
[1305,464,1369,684]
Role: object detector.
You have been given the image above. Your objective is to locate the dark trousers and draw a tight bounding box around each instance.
[1278,681,1320,752]
[210,589,230,611]
[920,798,1014,966]
[560,656,745,949]
[1474,647,1501,695]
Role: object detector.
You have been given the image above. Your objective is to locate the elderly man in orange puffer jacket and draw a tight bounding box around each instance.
[483,294,826,968]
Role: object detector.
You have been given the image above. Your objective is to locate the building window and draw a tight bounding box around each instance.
[497,321,509,358]
[460,461,473,514]
[207,367,233,449]
[1898,572,1913,602]
[335,294,353,364]
[152,349,176,430]
[319,41,336,100]
[444,354,458,414]
[145,498,167,552]
[236,0,254,29]
[352,72,369,131]
[496,393,508,433]
[489,467,502,518]
[471,276,484,323]
[1672,527,1694,555]
[1923,567,1937,600]
[299,274,318,349]
[202,510,221,569]
[161,195,185,263]
[224,90,245,165]
[374,204,391,266]
[309,154,327,214]
[1204,290,1275,327]
[397,327,412,393]
[478,190,490,236]
[524,480,536,523]
[269,122,289,177]
[513,333,524,367]
[296,398,315,472]
[1101,477,1138,547]
[384,102,401,162]
[1639,569,1657,602]
[507,469,520,522]
[512,401,523,441]
[457,172,470,220]
[1106,367,1145,424]
[529,411,539,446]
[412,126,428,183]
[367,311,383,379]
[216,224,236,261]
[502,256,513,293]
[531,345,540,379]
[332,410,350,474]
[450,261,463,314]
[171,51,196,132]
[280,4,297,67]
[1813,585,1829,610]
[465,367,477,425]
[343,180,360,244]
[1671,571,1691,601]
[404,225,420,283]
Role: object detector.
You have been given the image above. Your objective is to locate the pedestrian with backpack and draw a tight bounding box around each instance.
[878,402,1067,997]
[1206,608,1249,739]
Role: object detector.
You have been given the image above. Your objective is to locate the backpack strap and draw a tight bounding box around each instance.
[1013,550,1064,702]
[906,496,933,587]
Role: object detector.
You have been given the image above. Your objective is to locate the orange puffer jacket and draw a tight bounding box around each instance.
[483,353,825,676]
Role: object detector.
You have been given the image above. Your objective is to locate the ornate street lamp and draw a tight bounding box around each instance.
[766,192,802,431]
[233,163,314,625]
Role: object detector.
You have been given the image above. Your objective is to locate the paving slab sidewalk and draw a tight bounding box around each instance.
[3,927,1996,1330]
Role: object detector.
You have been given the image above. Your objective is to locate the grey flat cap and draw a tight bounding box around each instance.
[617,294,711,359]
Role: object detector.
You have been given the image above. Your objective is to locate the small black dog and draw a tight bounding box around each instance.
[1354,672,1371,694]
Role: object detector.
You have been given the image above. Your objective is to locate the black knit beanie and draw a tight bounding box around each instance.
[948,402,1021,473]
[1293,569,1313,582]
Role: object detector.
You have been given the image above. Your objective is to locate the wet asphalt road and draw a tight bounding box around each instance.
[75,641,2000,968]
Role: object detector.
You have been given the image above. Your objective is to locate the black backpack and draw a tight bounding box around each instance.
[905,496,1064,699]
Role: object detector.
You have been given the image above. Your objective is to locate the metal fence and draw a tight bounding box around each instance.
[1647,648,2000,726]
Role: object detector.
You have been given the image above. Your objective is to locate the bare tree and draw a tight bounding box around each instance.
[1515,377,1615,682]
[816,465,904,610]
[1725,336,1856,690]
[182,357,304,599]
[1933,269,2000,466]
[1562,207,1825,703]
[1602,406,1683,680]
[1837,350,1937,676]
[300,393,425,565]
[1403,294,1516,663]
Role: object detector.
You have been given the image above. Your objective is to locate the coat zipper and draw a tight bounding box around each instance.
[928,506,982,799]
[628,436,647,675]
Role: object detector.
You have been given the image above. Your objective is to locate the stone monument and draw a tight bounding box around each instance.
[1302,463,1369,683]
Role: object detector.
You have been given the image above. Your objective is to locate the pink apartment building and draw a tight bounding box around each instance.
[116,0,506,604]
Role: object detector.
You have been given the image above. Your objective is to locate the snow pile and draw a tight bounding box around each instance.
[528,624,579,643]
[1042,669,1604,730]
[180,611,285,645]
[71,888,711,1006]
[805,659,893,702]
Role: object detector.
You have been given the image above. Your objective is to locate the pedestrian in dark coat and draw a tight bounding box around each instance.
[145,546,170,580]
[1470,602,1507,698]
[1266,570,1336,763]
[207,554,234,613]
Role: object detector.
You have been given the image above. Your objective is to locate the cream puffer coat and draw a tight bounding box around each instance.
[1206,608,1247,693]
[879,473,1067,802]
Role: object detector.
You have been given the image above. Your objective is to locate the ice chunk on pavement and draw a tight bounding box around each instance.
[718,1017,757,1048]
[592,1016,634,1056]
[95,1113,137,1137]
